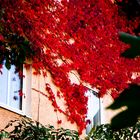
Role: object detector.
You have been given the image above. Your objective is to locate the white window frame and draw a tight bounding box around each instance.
[86,89,101,134]
[0,64,32,117]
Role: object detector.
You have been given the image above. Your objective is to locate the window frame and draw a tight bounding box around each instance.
[0,64,32,117]
[86,89,101,134]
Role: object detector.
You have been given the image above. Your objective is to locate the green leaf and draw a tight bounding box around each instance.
[119,32,140,58]
[121,45,140,58]
[5,59,11,70]
[107,84,140,129]
[119,32,140,46]
[107,84,140,110]
[110,110,138,130]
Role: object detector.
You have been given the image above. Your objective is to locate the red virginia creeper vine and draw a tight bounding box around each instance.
[0,0,140,134]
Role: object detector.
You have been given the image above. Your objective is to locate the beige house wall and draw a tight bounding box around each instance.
[0,68,78,131]
[101,94,124,124]
[0,67,121,137]
[31,71,78,131]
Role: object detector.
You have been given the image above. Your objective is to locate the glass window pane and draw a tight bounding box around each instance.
[86,90,101,134]
[0,65,8,104]
[9,65,22,110]
[0,63,22,111]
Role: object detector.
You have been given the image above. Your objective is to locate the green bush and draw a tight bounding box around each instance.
[86,123,140,140]
[0,118,79,140]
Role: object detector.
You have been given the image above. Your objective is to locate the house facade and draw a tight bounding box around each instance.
[0,64,120,138]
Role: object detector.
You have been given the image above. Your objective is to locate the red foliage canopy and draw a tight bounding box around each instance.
[0,0,140,133]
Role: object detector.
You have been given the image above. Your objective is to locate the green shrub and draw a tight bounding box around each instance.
[0,118,79,140]
[86,123,140,140]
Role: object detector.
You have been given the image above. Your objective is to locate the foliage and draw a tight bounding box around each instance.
[0,7,35,72]
[1,119,140,140]
[0,0,140,133]
[107,84,140,129]
[0,33,34,71]
[0,118,79,140]
[119,32,140,58]
[86,123,140,140]
[107,32,140,129]
[0,131,9,140]
[115,0,140,19]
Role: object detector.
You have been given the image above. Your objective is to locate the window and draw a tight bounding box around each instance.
[0,63,22,110]
[86,89,101,134]
[0,63,31,116]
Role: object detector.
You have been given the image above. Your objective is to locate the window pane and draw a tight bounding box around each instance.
[0,65,8,104]
[86,90,101,134]
[9,65,22,110]
[0,63,22,110]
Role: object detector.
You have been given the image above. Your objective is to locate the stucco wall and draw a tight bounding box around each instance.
[0,107,21,131]
[0,67,121,137]
[31,71,78,131]
[101,94,124,124]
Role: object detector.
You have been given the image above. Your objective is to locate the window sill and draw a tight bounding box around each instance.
[0,103,31,118]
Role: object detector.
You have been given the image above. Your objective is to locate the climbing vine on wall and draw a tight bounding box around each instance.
[0,0,140,134]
